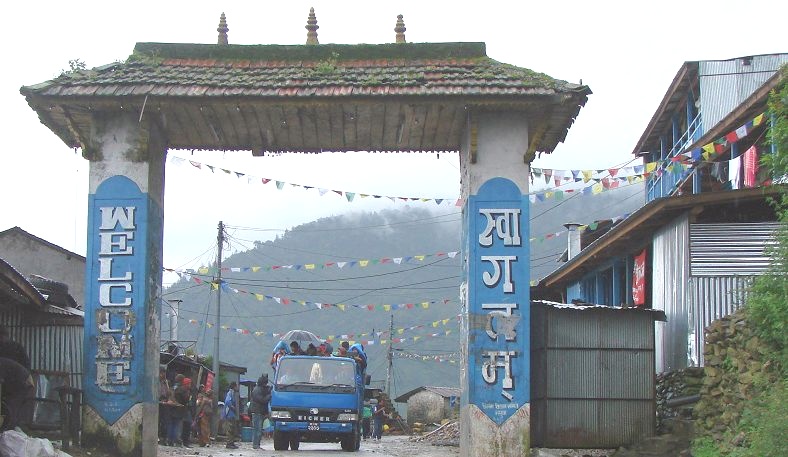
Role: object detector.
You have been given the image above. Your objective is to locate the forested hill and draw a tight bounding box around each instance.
[163,181,645,401]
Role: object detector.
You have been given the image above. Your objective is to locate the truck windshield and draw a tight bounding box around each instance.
[275,358,356,391]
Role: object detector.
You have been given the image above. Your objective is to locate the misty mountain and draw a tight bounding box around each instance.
[162,182,645,401]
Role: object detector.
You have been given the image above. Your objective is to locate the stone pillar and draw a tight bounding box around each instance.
[81,112,166,457]
[459,111,531,457]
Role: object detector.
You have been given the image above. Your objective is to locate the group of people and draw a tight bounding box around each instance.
[220,374,273,450]
[361,398,389,441]
[158,368,214,448]
[271,340,368,372]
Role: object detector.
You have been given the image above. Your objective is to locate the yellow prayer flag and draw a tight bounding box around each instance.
[397,328,404,334]
[252,266,261,272]
[198,267,209,275]
[211,282,219,290]
[359,260,369,267]
[753,113,765,126]
[432,321,439,327]
[254,293,264,301]
[305,264,315,270]
[421,302,430,309]
[414,336,421,342]
[338,304,346,311]
[702,143,715,154]
[582,170,593,182]
[645,162,657,173]
[383,304,391,311]
[380,339,387,345]
[415,255,426,261]
[592,183,603,194]
[442,319,450,325]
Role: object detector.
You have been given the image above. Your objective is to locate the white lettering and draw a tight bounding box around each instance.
[98,257,133,281]
[481,350,517,401]
[481,255,517,293]
[99,283,132,307]
[482,303,520,341]
[100,206,136,230]
[99,232,134,255]
[96,360,130,392]
[478,209,521,247]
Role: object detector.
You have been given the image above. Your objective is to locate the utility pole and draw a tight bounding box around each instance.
[386,314,394,395]
[211,221,225,435]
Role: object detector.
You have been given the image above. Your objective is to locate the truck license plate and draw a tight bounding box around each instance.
[307,423,320,431]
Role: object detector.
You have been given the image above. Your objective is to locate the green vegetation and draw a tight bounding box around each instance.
[692,65,787,457]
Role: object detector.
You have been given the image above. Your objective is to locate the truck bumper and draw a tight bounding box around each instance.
[275,421,355,437]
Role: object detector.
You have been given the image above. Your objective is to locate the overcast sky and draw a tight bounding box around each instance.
[2,0,786,283]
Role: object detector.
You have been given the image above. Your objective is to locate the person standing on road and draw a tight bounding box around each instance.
[249,374,272,449]
[372,399,386,441]
[361,401,372,440]
[195,389,214,447]
[224,382,240,449]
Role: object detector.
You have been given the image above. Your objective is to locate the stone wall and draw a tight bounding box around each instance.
[693,308,777,441]
[656,367,704,432]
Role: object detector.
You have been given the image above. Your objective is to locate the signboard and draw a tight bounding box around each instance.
[468,177,529,425]
[84,176,151,424]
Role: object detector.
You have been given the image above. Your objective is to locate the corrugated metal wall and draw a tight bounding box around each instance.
[690,222,780,276]
[531,304,657,448]
[699,54,788,131]
[0,312,83,390]
[688,276,753,366]
[652,214,690,373]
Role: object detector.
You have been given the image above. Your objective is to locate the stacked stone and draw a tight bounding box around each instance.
[693,309,776,441]
[655,367,704,432]
[410,420,459,446]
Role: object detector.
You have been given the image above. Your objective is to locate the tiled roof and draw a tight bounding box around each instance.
[27,42,580,98]
[21,42,591,155]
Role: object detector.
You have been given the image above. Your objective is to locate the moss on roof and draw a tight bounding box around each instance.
[131,42,488,63]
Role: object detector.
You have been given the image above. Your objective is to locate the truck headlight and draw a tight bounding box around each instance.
[270,410,291,419]
[337,413,357,421]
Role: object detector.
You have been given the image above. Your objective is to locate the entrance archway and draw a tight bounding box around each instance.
[21,13,589,457]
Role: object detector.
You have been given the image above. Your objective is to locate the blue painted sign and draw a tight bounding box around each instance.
[467,177,530,425]
[83,176,152,424]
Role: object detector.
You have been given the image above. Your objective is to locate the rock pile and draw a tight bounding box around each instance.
[410,420,459,447]
[693,308,777,441]
[655,367,704,432]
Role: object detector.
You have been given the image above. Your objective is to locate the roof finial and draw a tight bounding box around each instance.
[305,7,319,45]
[394,14,406,43]
[217,12,229,45]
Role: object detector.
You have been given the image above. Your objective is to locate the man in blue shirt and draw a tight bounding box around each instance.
[223,382,239,449]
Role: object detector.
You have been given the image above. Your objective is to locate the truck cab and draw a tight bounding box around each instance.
[270,355,367,451]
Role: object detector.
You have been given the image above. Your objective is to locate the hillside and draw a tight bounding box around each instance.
[162,182,645,401]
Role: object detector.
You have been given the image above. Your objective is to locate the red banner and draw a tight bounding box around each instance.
[632,250,647,306]
[204,371,215,392]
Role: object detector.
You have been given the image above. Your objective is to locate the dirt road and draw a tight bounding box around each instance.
[154,436,459,457]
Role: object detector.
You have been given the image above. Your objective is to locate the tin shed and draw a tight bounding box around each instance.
[530,301,666,448]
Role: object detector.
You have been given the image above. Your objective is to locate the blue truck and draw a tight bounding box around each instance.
[270,355,368,451]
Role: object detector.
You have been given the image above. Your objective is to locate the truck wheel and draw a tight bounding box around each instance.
[273,431,288,451]
[289,436,300,450]
[341,429,359,452]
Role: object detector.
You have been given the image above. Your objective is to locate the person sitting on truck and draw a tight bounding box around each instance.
[289,341,305,355]
[270,341,289,369]
[348,347,367,371]
[306,343,318,356]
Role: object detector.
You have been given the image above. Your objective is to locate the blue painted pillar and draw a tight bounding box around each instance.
[81,112,166,457]
[460,112,531,456]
